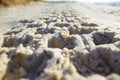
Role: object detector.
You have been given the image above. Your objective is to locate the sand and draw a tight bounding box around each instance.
[0,3,120,80]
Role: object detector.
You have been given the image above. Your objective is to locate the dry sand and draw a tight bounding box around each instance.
[0,3,120,80]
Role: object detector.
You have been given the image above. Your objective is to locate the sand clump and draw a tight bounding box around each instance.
[0,10,120,80]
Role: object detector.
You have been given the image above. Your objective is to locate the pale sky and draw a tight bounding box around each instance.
[45,0,120,3]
